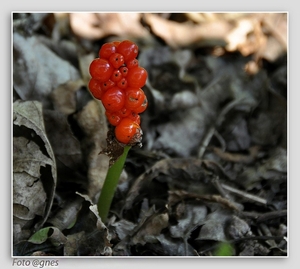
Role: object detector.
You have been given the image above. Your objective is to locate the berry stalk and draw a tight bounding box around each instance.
[97,145,131,222]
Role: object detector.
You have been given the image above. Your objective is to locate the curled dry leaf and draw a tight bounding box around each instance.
[69,13,150,40]
[225,13,287,62]
[72,100,109,198]
[13,100,57,242]
[143,13,233,48]
[67,193,112,256]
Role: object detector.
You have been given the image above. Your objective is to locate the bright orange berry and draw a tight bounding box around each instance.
[101,87,125,112]
[115,118,142,144]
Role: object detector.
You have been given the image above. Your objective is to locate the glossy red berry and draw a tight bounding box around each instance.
[127,66,148,88]
[99,42,117,59]
[117,78,128,89]
[118,107,131,118]
[126,58,139,69]
[101,87,125,112]
[116,40,139,62]
[101,80,115,91]
[110,70,122,82]
[127,111,141,125]
[132,95,148,114]
[88,78,105,100]
[89,58,114,82]
[105,111,122,126]
[109,53,125,69]
[119,66,129,77]
[115,118,142,144]
[124,88,146,110]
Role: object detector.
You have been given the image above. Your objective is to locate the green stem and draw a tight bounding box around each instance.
[97,145,131,223]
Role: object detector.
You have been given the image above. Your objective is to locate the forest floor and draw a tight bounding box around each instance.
[12,12,287,257]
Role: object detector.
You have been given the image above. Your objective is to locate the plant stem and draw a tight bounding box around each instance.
[97,145,131,223]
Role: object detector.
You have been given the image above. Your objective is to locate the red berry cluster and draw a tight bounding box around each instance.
[88,40,148,145]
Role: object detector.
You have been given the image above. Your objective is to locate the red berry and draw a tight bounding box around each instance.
[101,87,125,112]
[101,80,115,91]
[117,78,128,89]
[110,69,122,82]
[126,58,139,69]
[99,42,117,59]
[109,53,125,69]
[132,95,148,114]
[105,110,122,126]
[88,78,105,100]
[127,111,141,125]
[119,66,129,77]
[127,66,148,88]
[124,88,146,110]
[115,118,142,144]
[116,40,139,62]
[118,107,131,118]
[89,58,114,82]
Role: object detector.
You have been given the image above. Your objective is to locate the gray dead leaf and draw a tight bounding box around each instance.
[257,147,287,183]
[109,219,136,241]
[197,209,232,241]
[152,107,207,157]
[131,211,169,245]
[13,224,31,245]
[47,196,83,231]
[13,100,57,236]
[238,147,287,191]
[42,109,82,169]
[124,157,227,211]
[225,215,251,240]
[169,202,207,239]
[113,206,169,253]
[13,32,80,109]
[71,193,112,256]
[64,231,85,256]
[13,137,49,221]
[156,234,197,256]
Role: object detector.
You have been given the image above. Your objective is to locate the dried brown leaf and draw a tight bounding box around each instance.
[13,137,49,220]
[144,13,233,48]
[13,100,57,243]
[51,79,85,115]
[69,13,150,40]
[225,13,287,62]
[73,100,109,198]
